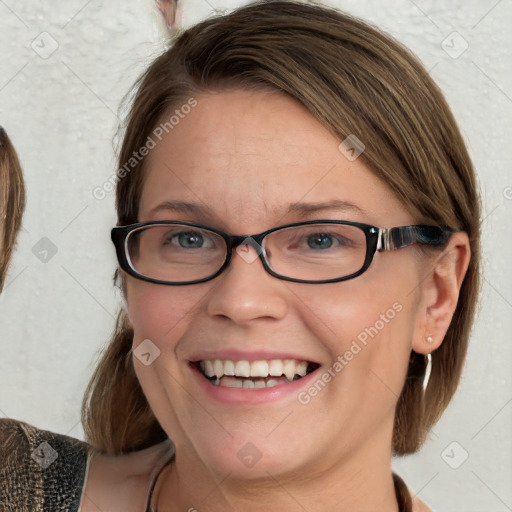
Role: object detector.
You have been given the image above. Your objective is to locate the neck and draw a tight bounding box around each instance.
[153,427,400,512]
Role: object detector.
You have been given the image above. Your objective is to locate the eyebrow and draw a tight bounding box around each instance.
[287,199,368,217]
[150,199,368,218]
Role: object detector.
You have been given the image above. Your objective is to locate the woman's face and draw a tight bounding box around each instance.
[127,89,428,479]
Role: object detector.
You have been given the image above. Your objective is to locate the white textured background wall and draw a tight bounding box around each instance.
[1,1,511,510]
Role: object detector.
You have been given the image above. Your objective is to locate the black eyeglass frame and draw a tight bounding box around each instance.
[111,220,455,286]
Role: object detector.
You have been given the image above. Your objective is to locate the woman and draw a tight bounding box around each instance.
[0,1,480,511]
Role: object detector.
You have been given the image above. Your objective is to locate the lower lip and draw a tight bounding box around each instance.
[190,363,321,405]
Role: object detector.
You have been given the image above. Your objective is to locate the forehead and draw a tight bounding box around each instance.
[139,89,410,230]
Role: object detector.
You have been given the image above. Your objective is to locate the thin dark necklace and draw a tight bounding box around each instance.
[145,457,173,512]
[145,464,412,512]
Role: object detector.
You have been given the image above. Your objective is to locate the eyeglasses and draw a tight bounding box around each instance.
[111,220,455,285]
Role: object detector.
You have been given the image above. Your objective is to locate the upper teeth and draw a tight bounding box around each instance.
[199,359,309,381]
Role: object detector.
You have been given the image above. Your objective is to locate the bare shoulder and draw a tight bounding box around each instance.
[79,440,173,512]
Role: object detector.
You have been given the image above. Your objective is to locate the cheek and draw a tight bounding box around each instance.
[126,279,210,442]
[300,275,414,342]
[297,263,420,389]
[126,279,205,345]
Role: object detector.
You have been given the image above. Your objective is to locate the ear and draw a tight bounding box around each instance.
[412,231,471,354]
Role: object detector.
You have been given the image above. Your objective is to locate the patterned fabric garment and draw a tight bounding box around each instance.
[0,419,89,512]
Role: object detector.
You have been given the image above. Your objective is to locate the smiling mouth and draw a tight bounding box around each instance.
[193,359,320,389]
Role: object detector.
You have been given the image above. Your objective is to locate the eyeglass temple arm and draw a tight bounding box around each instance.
[376,226,454,252]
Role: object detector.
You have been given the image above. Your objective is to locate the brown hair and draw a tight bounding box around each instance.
[81,0,481,456]
[0,127,25,292]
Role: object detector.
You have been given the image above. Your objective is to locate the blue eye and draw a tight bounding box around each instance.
[307,233,334,249]
[175,231,204,248]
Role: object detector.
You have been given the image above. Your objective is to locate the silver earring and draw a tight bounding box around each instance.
[423,353,432,391]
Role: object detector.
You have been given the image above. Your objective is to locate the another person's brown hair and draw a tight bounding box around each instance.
[0,127,25,292]
[82,0,481,456]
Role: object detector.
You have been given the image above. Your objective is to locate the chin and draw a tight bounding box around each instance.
[194,435,308,481]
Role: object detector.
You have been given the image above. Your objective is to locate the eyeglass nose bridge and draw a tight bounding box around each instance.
[224,234,268,266]
[214,233,270,280]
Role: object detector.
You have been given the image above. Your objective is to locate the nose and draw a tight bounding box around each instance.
[206,244,288,324]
